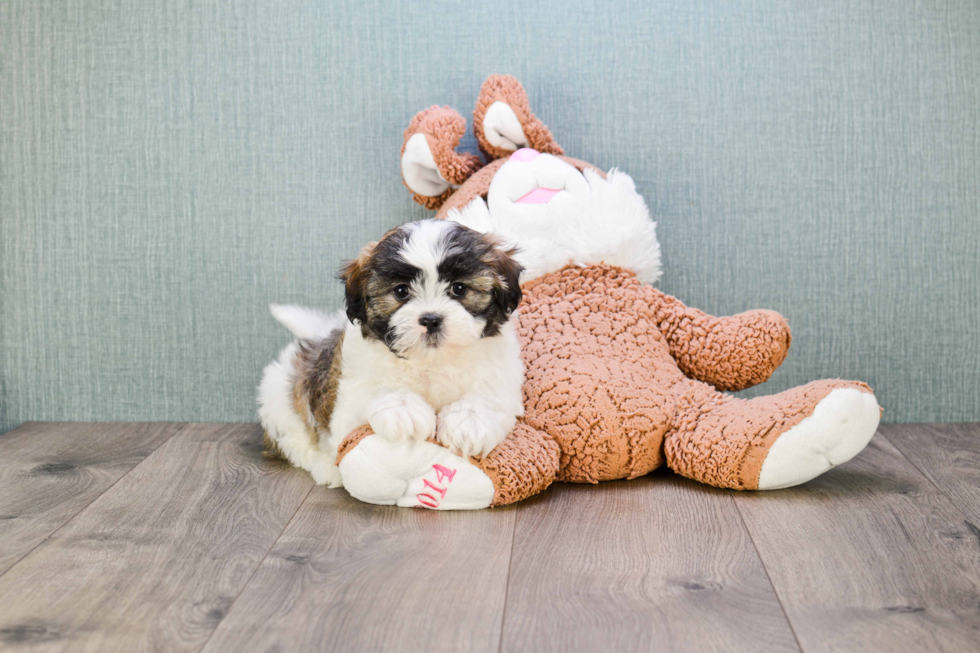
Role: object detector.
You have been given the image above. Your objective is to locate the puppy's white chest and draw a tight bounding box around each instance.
[405,365,470,411]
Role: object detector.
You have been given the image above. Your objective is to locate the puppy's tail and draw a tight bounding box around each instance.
[270,304,345,341]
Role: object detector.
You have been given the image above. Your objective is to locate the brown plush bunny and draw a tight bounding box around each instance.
[333,75,880,510]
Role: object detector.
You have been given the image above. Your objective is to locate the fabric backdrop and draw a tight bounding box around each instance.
[2,0,978,435]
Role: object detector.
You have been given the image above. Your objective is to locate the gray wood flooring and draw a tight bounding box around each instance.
[0,422,977,652]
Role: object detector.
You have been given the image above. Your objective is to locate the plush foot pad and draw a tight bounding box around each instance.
[337,435,495,510]
[757,388,881,490]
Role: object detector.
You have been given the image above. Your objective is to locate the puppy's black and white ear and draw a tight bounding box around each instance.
[338,241,376,325]
[484,236,523,316]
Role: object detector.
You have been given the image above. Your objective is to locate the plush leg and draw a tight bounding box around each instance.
[475,422,561,505]
[335,421,561,509]
[665,379,880,490]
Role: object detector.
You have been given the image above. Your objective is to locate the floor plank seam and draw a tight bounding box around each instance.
[195,482,316,653]
[0,422,188,582]
[496,507,520,653]
[730,492,805,653]
[878,431,980,531]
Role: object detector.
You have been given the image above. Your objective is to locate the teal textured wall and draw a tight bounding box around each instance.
[2,0,979,434]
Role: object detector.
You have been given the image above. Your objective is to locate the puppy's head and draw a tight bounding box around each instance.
[340,220,522,356]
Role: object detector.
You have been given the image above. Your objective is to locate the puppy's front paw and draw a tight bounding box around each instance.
[437,403,507,458]
[368,390,437,444]
[309,455,343,488]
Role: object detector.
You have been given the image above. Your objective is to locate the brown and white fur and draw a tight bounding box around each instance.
[258,220,525,486]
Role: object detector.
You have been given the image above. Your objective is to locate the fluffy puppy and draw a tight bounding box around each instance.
[258,220,525,486]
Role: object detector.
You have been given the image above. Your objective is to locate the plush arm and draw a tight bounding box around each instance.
[643,286,792,391]
[475,421,560,507]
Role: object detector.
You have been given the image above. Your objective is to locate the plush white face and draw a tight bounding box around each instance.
[341,220,523,358]
[487,148,593,225]
[450,149,663,286]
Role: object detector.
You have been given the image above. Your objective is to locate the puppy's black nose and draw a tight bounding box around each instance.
[419,314,443,333]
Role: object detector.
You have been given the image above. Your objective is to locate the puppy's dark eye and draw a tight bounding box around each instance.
[450,282,468,298]
[393,285,410,300]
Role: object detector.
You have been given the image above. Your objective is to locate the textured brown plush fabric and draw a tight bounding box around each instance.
[646,288,792,392]
[476,422,561,506]
[513,264,871,491]
[517,265,678,483]
[401,106,483,210]
[334,424,374,466]
[473,74,564,160]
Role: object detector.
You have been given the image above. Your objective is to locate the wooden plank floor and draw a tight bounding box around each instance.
[0,422,977,652]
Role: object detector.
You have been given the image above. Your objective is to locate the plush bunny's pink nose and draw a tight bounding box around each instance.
[510,148,540,162]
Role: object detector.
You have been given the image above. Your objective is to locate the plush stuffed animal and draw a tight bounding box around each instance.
[334,75,881,510]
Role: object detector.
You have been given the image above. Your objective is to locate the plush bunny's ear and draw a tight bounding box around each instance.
[401,106,482,210]
[473,75,563,160]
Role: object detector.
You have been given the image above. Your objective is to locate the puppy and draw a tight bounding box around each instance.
[258,220,525,486]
